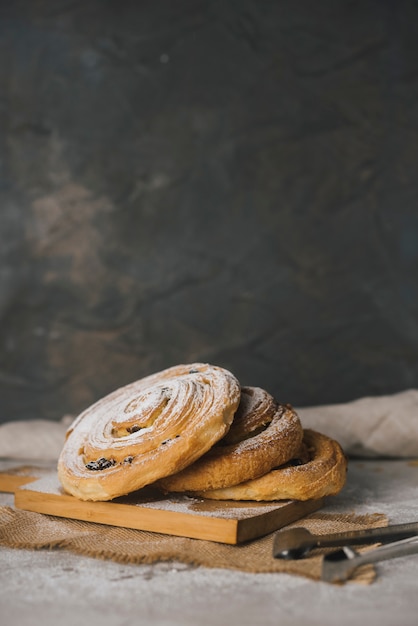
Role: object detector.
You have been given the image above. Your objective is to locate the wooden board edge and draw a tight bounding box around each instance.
[236,497,325,543]
[14,487,241,544]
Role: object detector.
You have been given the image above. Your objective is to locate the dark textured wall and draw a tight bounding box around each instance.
[1,0,418,423]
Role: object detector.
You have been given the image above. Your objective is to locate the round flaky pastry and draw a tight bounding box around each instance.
[188,429,347,501]
[57,363,241,501]
[158,387,303,493]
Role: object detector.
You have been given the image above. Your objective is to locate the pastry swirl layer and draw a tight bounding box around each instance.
[158,386,303,492]
[57,363,241,501]
[189,429,348,501]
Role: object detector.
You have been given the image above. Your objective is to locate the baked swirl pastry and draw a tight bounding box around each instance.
[57,363,241,501]
[158,387,303,492]
[188,429,347,501]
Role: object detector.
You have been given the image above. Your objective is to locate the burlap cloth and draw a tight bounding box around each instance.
[0,504,387,584]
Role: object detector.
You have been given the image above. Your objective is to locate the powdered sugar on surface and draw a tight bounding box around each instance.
[20,473,286,520]
[136,493,284,519]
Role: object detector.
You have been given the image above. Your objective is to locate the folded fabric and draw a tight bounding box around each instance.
[0,416,72,461]
[297,389,418,458]
[0,389,417,460]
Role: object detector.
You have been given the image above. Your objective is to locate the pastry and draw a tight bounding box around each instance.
[158,386,304,492]
[188,429,347,501]
[57,363,241,501]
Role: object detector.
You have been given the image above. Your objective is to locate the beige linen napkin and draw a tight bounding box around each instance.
[0,415,72,461]
[297,388,418,458]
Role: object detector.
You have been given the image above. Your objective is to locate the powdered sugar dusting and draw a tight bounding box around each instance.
[135,493,284,519]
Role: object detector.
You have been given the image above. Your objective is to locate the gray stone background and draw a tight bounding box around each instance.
[1,0,418,424]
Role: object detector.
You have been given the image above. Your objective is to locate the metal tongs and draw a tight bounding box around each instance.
[321,536,418,583]
[273,521,418,583]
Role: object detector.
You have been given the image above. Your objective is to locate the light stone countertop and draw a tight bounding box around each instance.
[1,458,418,626]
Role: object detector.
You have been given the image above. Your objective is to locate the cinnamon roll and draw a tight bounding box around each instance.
[57,363,241,501]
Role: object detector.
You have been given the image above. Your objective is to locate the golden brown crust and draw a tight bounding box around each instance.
[57,363,241,501]
[158,387,303,492]
[189,429,348,501]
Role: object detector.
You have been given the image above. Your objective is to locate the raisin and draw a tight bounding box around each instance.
[129,425,141,433]
[85,461,100,471]
[85,457,115,471]
[123,456,134,464]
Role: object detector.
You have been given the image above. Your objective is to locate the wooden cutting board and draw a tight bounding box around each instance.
[0,466,43,492]
[14,473,324,544]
